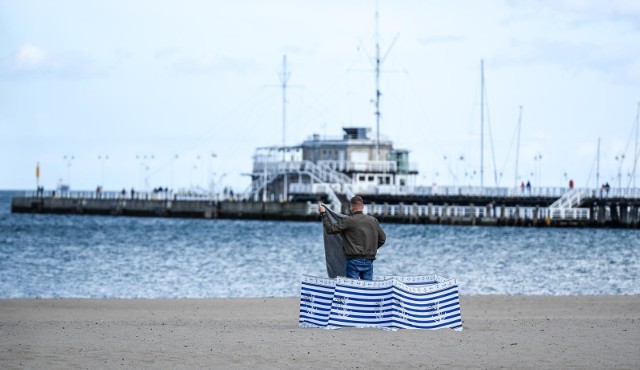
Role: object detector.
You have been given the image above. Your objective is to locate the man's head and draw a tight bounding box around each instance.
[349,195,364,213]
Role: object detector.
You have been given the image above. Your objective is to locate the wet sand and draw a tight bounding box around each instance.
[1,296,639,369]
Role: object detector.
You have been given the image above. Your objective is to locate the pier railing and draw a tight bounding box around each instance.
[16,190,635,224]
[365,203,591,221]
[25,185,640,203]
[24,190,221,202]
[317,159,397,173]
[359,185,640,199]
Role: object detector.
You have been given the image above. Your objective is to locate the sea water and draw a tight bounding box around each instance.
[1,191,638,298]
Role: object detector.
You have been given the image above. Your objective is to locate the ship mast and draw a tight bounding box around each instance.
[514,105,522,187]
[374,5,381,161]
[371,2,398,161]
[632,102,640,188]
[480,59,485,188]
[280,55,291,148]
[279,55,292,201]
[596,137,601,189]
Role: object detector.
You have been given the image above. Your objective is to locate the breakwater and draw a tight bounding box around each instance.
[10,191,640,228]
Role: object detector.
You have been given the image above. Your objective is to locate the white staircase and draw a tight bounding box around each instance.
[548,189,589,219]
[242,160,354,204]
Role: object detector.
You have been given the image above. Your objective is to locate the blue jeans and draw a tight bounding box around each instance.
[346,258,374,280]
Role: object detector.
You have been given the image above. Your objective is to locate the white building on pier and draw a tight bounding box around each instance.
[245,127,418,209]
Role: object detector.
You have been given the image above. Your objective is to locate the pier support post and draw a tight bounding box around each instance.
[470,203,476,225]
[620,203,629,225]
[611,203,620,224]
[598,204,606,225]
[442,203,449,224]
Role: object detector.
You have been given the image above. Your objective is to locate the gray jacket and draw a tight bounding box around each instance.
[321,211,386,260]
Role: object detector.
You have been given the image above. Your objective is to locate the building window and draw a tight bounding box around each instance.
[359,175,365,182]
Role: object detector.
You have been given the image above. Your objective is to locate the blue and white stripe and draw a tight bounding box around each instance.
[299,275,336,328]
[299,274,463,331]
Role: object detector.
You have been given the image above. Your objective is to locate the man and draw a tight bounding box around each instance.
[318,196,386,280]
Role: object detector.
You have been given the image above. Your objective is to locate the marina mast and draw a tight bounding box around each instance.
[370,2,397,161]
[514,105,522,187]
[480,59,485,188]
[280,55,291,148]
[596,137,601,189]
[632,102,640,188]
[279,55,292,201]
[374,6,382,160]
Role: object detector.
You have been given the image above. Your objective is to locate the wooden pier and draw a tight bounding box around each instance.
[10,189,640,228]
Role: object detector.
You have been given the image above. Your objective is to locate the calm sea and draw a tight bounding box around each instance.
[1,191,638,298]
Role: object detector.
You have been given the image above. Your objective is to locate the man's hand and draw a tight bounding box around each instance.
[318,204,326,214]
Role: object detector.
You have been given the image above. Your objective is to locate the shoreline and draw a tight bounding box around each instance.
[2,295,639,369]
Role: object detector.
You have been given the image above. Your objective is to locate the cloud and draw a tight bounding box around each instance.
[627,57,640,83]
[2,42,109,79]
[508,0,640,29]
[417,35,466,46]
[170,53,257,75]
[14,43,46,69]
[498,39,640,85]
[494,2,640,85]
[555,0,640,17]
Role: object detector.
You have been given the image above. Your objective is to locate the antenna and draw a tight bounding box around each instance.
[374,3,381,160]
[514,105,522,187]
[371,1,398,161]
[279,55,291,148]
[279,55,292,201]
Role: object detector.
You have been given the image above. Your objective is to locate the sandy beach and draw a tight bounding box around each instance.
[1,296,639,369]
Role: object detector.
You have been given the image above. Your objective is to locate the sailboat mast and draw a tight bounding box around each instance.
[634,102,640,188]
[596,137,601,189]
[514,105,522,187]
[279,55,291,201]
[374,5,381,161]
[280,55,290,148]
[480,59,485,188]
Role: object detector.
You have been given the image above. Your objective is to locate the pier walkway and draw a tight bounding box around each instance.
[10,186,640,228]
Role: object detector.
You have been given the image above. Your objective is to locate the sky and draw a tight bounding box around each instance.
[1,0,639,194]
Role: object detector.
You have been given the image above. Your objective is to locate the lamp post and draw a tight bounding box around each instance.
[615,153,625,189]
[171,154,179,191]
[63,154,74,186]
[213,172,227,201]
[443,155,453,185]
[98,154,109,187]
[533,153,542,186]
[136,154,154,191]
[457,155,464,187]
[208,153,217,194]
[196,154,203,191]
